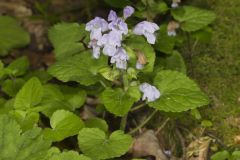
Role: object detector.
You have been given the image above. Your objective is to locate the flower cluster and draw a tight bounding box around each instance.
[86,6,160,102]
[86,6,159,70]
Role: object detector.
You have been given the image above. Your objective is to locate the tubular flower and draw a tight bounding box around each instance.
[139,83,160,102]
[98,30,122,56]
[123,6,135,19]
[110,47,129,69]
[133,21,159,44]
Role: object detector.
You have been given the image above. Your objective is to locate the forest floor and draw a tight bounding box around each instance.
[186,0,240,145]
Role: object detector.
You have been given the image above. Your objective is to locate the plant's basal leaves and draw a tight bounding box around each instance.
[172,6,216,32]
[48,52,108,86]
[60,85,87,110]
[2,78,25,97]
[85,118,108,133]
[126,35,156,73]
[40,84,68,117]
[0,16,30,56]
[155,51,186,74]
[7,56,29,76]
[49,23,87,60]
[43,110,84,142]
[78,128,132,160]
[101,88,135,116]
[49,151,91,160]
[9,110,39,131]
[150,70,209,112]
[154,24,177,54]
[0,114,51,160]
[14,77,43,110]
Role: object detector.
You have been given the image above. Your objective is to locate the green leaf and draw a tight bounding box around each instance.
[9,110,39,131]
[85,118,108,133]
[127,85,141,101]
[201,120,213,127]
[60,86,87,110]
[49,23,86,60]
[14,77,43,110]
[171,6,216,32]
[48,52,108,86]
[232,151,240,159]
[104,0,131,8]
[78,128,132,160]
[39,84,72,117]
[99,67,120,81]
[49,151,91,160]
[211,150,230,160]
[156,51,186,74]
[150,70,209,112]
[0,114,51,160]
[0,16,30,56]
[2,78,25,97]
[101,88,135,116]
[126,35,156,73]
[154,24,177,54]
[43,110,84,142]
[24,70,52,83]
[7,56,29,76]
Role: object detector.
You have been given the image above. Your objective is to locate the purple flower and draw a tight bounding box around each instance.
[108,10,118,22]
[110,47,129,69]
[139,83,160,102]
[86,17,108,33]
[88,40,101,59]
[123,6,135,19]
[109,18,128,35]
[98,30,122,56]
[133,21,159,44]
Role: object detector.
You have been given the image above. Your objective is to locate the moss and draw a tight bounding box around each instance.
[185,0,240,145]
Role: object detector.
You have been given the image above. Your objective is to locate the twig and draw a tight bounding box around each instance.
[175,128,186,160]
[155,118,170,135]
[129,110,158,135]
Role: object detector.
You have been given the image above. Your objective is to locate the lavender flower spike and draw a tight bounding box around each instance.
[123,6,135,19]
[110,47,129,69]
[139,83,160,102]
[133,21,159,44]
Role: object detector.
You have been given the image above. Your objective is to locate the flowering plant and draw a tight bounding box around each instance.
[0,1,216,160]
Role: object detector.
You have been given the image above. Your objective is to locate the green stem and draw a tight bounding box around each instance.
[130,103,146,112]
[129,109,158,135]
[120,114,128,131]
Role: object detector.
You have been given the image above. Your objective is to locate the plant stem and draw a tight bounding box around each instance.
[130,103,146,112]
[155,118,170,135]
[120,114,128,131]
[129,109,158,135]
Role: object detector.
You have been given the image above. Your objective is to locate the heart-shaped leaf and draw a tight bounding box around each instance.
[43,110,84,142]
[149,70,209,112]
[171,6,216,32]
[101,88,135,116]
[48,52,108,86]
[14,77,43,110]
[78,128,132,160]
